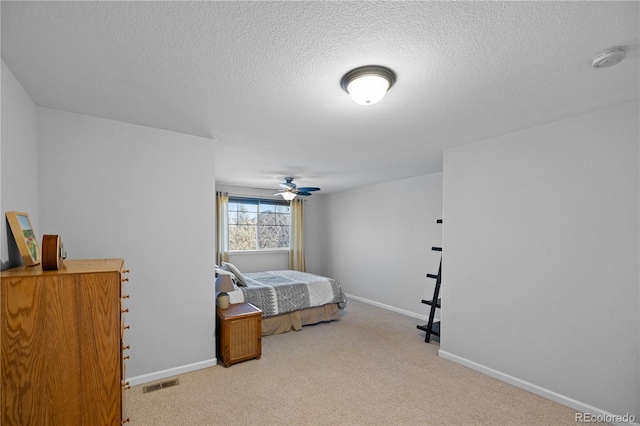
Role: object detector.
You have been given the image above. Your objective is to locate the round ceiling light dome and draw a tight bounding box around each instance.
[340,65,397,105]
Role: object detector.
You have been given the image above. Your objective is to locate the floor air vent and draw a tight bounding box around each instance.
[143,378,180,394]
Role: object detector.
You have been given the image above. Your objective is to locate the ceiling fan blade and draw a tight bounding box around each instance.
[279,182,294,189]
[297,191,313,196]
[297,187,320,192]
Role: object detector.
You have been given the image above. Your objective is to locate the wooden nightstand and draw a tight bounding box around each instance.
[216,302,262,368]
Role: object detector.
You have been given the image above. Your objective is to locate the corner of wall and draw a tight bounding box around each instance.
[1,60,39,270]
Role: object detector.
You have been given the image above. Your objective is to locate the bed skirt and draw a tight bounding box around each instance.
[261,303,340,336]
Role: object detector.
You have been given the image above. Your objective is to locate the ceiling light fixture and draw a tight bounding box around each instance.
[340,65,397,105]
[281,191,297,201]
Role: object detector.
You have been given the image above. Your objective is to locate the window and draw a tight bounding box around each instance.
[228,197,290,251]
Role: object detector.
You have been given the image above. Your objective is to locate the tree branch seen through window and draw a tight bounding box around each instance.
[228,198,290,251]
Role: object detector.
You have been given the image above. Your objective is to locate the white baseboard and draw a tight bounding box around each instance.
[345,293,434,322]
[438,350,639,426]
[127,358,218,387]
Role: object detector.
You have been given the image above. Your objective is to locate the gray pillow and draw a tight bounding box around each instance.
[221,262,247,286]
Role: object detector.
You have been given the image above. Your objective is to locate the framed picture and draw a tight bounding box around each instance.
[6,211,41,266]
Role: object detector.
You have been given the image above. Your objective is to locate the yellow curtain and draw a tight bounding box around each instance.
[289,198,306,272]
[216,192,229,265]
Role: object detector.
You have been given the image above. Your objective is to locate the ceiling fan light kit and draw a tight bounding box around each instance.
[281,191,297,201]
[340,65,396,105]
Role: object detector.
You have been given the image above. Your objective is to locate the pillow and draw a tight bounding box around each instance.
[221,262,247,287]
[215,268,237,284]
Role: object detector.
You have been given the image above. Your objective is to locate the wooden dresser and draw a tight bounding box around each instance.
[1,259,130,425]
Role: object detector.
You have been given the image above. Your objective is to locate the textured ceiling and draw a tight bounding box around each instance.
[2,1,639,194]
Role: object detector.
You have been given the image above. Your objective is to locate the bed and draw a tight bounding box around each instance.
[217,263,347,336]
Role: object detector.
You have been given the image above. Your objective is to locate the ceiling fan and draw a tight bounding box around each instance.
[274,177,321,201]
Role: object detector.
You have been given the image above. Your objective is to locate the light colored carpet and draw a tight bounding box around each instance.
[125,299,600,425]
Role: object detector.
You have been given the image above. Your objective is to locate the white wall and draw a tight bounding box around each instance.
[324,173,443,320]
[441,101,639,419]
[37,108,217,382]
[1,61,39,270]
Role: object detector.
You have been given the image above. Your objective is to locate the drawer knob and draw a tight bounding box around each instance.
[122,294,130,299]
[122,269,130,274]
[122,345,130,351]
[122,277,129,283]
[122,417,131,424]
[122,382,131,390]
[124,325,130,330]
[123,355,130,360]
[121,308,129,313]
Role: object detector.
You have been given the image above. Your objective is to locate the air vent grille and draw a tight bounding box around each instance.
[142,378,180,393]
